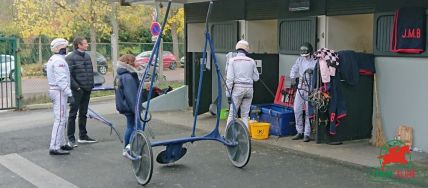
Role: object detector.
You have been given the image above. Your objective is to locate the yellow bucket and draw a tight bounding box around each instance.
[249,122,270,140]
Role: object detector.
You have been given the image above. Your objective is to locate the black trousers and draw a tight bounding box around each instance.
[67,89,91,139]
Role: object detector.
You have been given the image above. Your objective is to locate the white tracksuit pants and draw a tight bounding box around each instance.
[49,89,68,150]
[294,90,311,136]
[226,86,253,129]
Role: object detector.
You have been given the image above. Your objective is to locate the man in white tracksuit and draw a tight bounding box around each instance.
[226,40,259,129]
[290,42,317,142]
[47,38,74,155]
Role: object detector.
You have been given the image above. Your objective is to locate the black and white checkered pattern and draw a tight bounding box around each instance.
[314,48,339,67]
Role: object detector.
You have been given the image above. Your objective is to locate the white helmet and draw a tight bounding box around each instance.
[235,40,250,53]
[50,38,69,53]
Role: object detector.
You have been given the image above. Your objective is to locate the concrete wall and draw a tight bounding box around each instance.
[187,23,205,52]
[317,16,327,48]
[212,53,228,108]
[242,20,278,54]
[279,54,299,86]
[142,86,189,112]
[326,14,374,53]
[376,57,428,152]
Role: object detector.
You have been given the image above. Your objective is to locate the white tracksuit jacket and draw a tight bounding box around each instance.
[289,56,317,136]
[47,54,72,150]
[225,52,259,128]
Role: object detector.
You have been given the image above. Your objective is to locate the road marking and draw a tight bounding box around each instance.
[0,153,78,188]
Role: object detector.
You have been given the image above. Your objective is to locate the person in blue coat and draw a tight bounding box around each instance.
[115,54,142,158]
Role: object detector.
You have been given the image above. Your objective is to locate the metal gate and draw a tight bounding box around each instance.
[0,37,23,110]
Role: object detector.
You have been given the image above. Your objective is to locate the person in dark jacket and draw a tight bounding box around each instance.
[66,37,96,147]
[115,54,142,158]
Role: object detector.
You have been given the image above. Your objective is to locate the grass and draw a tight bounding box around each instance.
[91,90,115,97]
[158,80,184,89]
[22,63,44,78]
[23,94,51,105]
[21,61,114,79]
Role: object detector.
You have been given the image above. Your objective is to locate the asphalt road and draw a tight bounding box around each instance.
[0,68,184,108]
[0,101,424,188]
[19,67,184,97]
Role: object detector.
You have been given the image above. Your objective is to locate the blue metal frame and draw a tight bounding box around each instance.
[134,0,239,149]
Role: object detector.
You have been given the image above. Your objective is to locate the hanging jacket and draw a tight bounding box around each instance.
[314,48,339,84]
[338,51,375,85]
[115,61,141,115]
[308,63,347,135]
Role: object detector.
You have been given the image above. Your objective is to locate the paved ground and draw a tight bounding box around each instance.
[0,100,426,187]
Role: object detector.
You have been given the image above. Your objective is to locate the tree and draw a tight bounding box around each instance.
[164,8,184,58]
[13,0,75,40]
[0,0,18,36]
[54,0,112,69]
[13,0,77,63]
[117,4,152,35]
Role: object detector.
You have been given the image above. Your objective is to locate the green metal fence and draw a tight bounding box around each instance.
[0,37,23,110]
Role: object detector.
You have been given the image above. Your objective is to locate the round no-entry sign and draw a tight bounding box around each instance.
[150,22,161,36]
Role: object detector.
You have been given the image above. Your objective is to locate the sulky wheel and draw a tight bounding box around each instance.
[130,131,153,185]
[225,119,251,168]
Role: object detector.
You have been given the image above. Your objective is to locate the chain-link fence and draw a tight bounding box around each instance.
[20,42,184,64]
[20,42,185,106]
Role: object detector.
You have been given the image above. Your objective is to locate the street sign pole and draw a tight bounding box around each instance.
[155,3,163,84]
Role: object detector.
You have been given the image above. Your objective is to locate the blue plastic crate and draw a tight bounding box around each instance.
[251,104,296,136]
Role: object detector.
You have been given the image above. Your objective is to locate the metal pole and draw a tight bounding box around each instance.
[14,38,23,110]
[191,0,214,137]
[157,3,163,85]
[38,36,42,64]
[110,2,119,80]
[139,0,172,131]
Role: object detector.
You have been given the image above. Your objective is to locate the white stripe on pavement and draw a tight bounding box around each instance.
[0,153,78,188]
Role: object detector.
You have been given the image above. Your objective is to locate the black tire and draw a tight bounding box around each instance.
[9,70,15,81]
[169,62,177,70]
[225,119,251,168]
[97,65,108,75]
[130,131,153,185]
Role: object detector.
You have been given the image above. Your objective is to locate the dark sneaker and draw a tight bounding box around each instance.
[68,140,78,148]
[78,135,97,144]
[303,136,311,142]
[292,133,304,140]
[49,149,70,155]
[60,145,74,151]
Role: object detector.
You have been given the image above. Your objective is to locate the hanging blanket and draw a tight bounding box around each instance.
[391,7,426,54]
[308,62,347,135]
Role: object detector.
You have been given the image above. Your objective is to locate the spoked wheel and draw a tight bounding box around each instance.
[130,131,153,185]
[225,119,251,168]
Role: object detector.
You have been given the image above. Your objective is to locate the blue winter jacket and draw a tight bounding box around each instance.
[115,62,140,115]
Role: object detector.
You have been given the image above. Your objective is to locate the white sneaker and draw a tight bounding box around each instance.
[122,144,132,159]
